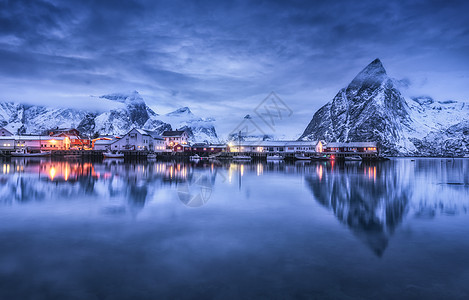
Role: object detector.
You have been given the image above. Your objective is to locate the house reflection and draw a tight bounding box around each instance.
[306,161,411,256]
[0,158,218,214]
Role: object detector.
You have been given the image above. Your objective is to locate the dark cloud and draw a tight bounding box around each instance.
[1,0,468,137]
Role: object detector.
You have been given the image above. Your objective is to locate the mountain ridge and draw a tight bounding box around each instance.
[0,92,219,143]
[299,59,469,156]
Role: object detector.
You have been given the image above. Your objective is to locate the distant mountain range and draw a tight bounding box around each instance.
[0,91,219,143]
[299,59,469,156]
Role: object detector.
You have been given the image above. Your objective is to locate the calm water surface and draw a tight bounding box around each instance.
[0,158,468,299]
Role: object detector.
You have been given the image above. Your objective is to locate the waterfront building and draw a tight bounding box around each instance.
[0,135,70,151]
[162,130,189,149]
[107,128,166,152]
[0,128,13,137]
[323,142,379,158]
[228,140,324,153]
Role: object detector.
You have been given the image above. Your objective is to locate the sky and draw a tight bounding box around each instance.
[1,0,468,138]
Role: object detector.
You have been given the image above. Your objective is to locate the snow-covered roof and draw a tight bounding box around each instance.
[326,142,377,148]
[94,139,115,145]
[0,127,13,136]
[0,136,66,141]
[192,143,226,148]
[133,128,164,140]
[231,140,320,147]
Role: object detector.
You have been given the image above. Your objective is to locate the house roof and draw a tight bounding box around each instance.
[0,127,13,135]
[174,144,191,148]
[51,128,78,132]
[232,140,320,147]
[326,142,377,148]
[94,139,115,145]
[0,136,66,141]
[162,130,186,137]
[134,128,164,140]
[192,143,226,148]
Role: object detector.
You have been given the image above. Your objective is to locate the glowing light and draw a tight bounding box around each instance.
[64,165,69,181]
[49,167,56,181]
[228,164,234,183]
[240,164,244,177]
[317,141,323,153]
[257,163,263,176]
[317,165,323,181]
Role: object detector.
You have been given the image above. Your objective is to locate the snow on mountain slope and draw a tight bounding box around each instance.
[0,91,219,143]
[300,59,469,156]
[156,107,219,143]
[0,102,87,134]
[0,102,24,132]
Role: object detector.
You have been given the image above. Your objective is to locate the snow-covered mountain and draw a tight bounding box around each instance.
[0,102,88,134]
[226,114,274,142]
[299,59,469,156]
[155,107,219,143]
[0,91,219,143]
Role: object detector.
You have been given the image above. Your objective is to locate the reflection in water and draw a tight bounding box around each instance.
[1,158,468,247]
[0,158,222,215]
[306,161,411,256]
[306,159,469,256]
[1,158,469,299]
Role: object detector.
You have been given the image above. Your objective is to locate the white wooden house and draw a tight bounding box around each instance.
[107,128,165,152]
[93,139,116,151]
[162,130,189,149]
[0,136,15,150]
[0,128,13,137]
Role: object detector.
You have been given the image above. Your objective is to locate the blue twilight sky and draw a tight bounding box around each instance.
[0,0,468,138]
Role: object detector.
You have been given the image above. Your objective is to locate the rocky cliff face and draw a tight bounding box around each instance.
[300,59,469,156]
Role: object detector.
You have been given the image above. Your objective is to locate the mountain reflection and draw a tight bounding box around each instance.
[305,161,412,256]
[1,158,467,237]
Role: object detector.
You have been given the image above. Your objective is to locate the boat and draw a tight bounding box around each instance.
[103,151,124,159]
[147,153,157,159]
[314,155,335,161]
[11,148,51,157]
[344,155,362,161]
[190,154,201,160]
[266,154,283,161]
[294,154,311,160]
[232,155,252,161]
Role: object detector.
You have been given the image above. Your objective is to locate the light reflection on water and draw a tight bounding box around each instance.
[0,158,468,299]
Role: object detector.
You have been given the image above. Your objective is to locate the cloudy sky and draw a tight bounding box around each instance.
[1,0,468,138]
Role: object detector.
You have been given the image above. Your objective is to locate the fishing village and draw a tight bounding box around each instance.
[0,126,382,161]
